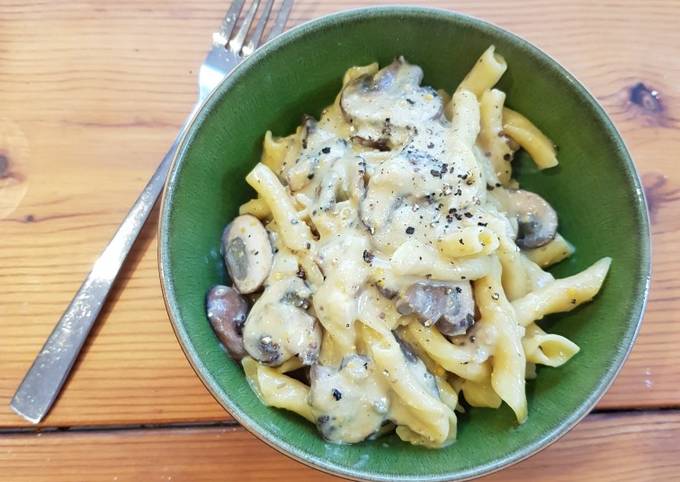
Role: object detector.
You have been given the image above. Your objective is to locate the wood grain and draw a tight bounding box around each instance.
[1,0,679,429]
[0,412,678,481]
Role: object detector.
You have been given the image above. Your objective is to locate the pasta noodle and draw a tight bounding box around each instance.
[437,227,500,258]
[502,107,558,169]
[524,233,575,268]
[207,48,612,448]
[401,321,490,382]
[512,257,612,327]
[242,357,315,422]
[246,163,314,252]
[522,323,580,368]
[478,89,515,184]
[239,197,271,219]
[460,377,503,409]
[454,45,507,98]
[474,257,528,423]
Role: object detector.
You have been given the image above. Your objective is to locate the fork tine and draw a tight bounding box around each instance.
[228,0,260,54]
[265,0,293,43]
[242,0,274,55]
[213,0,245,46]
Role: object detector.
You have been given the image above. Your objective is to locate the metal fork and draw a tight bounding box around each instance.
[10,0,294,424]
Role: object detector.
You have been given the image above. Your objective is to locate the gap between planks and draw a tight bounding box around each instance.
[0,406,678,435]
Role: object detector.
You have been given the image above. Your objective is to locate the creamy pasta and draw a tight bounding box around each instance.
[204,46,611,448]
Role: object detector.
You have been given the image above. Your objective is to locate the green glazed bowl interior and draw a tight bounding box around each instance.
[159,7,650,481]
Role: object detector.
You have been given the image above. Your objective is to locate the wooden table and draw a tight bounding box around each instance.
[1,0,679,480]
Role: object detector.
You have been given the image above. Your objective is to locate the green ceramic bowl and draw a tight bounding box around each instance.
[159,7,650,481]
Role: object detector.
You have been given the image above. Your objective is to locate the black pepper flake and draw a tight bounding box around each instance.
[478,222,488,227]
[455,214,463,221]
[306,242,311,250]
[470,335,477,343]
[302,139,308,149]
[405,226,415,235]
[503,153,512,161]
[454,188,462,196]
[571,298,577,305]
[459,238,465,245]
[492,292,500,301]
[427,142,435,149]
[363,250,375,264]
[321,146,331,154]
[254,250,259,255]
[495,183,502,188]
[455,286,463,294]
[430,169,441,178]
[464,212,473,218]
[406,98,416,105]
[307,173,315,180]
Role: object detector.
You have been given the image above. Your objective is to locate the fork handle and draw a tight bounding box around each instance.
[10,121,186,424]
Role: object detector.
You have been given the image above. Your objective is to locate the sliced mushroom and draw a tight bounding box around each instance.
[309,355,390,443]
[300,114,316,149]
[206,285,249,360]
[492,188,558,248]
[349,156,368,204]
[222,214,273,294]
[340,57,443,148]
[396,281,476,336]
[243,277,321,366]
[350,135,390,151]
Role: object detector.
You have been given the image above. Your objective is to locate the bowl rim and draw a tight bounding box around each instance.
[158,5,651,481]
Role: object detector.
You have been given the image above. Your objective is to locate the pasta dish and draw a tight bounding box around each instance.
[204,46,611,447]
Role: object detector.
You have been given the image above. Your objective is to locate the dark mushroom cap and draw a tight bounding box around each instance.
[397,281,476,336]
[494,188,558,248]
[205,285,249,360]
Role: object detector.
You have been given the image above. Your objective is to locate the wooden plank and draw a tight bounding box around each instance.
[0,0,679,428]
[0,411,678,481]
